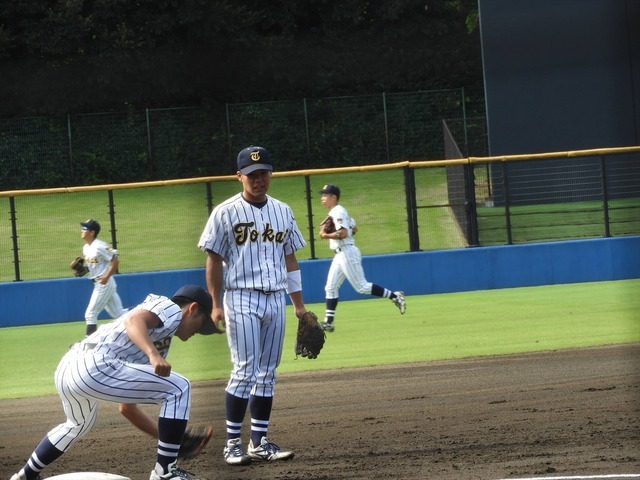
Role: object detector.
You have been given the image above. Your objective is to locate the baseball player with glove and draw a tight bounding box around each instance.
[198,145,320,466]
[318,184,406,332]
[78,219,127,336]
[10,285,217,480]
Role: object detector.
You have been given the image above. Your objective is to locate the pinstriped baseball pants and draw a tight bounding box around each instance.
[324,244,372,298]
[84,277,126,324]
[224,289,287,399]
[47,345,191,452]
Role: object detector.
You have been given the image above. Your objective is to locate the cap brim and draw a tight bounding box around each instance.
[199,317,217,335]
[239,163,273,175]
[199,316,225,335]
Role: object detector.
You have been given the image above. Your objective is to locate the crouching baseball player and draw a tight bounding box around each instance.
[10,285,217,480]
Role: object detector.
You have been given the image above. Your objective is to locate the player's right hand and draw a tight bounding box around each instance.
[149,353,172,377]
[211,307,226,334]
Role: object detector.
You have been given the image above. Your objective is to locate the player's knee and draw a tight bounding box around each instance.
[325,286,338,297]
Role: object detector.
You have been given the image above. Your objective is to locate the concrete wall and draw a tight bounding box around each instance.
[1,236,638,328]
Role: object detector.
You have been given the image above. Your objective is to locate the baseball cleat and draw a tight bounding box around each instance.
[223,438,252,466]
[149,462,202,479]
[10,474,43,480]
[247,437,294,461]
[320,321,335,332]
[392,291,406,314]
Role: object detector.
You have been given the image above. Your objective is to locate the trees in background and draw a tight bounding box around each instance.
[0,0,481,117]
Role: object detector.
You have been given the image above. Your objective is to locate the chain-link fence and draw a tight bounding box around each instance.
[2,145,639,282]
[0,89,485,190]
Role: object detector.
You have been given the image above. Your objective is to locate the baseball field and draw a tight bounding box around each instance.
[1,279,639,479]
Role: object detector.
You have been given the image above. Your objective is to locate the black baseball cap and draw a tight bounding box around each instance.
[319,184,340,196]
[171,285,215,335]
[237,145,273,175]
[81,219,101,235]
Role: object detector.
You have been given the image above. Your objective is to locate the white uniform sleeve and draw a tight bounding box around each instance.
[283,207,306,255]
[198,204,230,259]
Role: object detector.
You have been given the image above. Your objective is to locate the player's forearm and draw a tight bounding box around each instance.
[103,255,119,280]
[285,254,306,315]
[119,403,159,438]
[288,290,307,318]
[322,227,346,240]
[205,252,224,309]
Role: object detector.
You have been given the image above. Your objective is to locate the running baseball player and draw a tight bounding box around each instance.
[9,285,216,480]
[80,219,127,336]
[318,184,406,332]
[198,145,310,466]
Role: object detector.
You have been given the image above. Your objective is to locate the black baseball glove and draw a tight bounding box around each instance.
[179,425,213,459]
[70,256,89,277]
[319,215,336,235]
[295,311,325,359]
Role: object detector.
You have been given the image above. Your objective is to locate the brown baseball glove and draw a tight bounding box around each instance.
[70,256,89,277]
[295,311,325,359]
[319,215,336,235]
[179,425,213,459]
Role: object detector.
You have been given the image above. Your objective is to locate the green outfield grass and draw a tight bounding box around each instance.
[477,197,640,245]
[3,169,638,282]
[1,278,638,400]
[1,170,452,281]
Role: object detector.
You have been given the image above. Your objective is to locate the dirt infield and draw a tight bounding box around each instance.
[2,344,639,480]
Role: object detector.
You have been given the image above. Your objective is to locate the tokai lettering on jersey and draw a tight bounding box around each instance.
[233,221,289,246]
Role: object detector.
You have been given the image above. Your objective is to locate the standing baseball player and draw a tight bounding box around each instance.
[318,183,406,332]
[9,285,216,480]
[198,145,309,466]
[80,219,127,336]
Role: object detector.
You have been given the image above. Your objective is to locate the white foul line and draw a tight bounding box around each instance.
[495,475,640,480]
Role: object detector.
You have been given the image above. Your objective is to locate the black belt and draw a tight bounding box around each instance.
[334,244,353,253]
[255,290,278,295]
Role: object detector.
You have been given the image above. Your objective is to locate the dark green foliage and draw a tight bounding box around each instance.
[0,0,482,117]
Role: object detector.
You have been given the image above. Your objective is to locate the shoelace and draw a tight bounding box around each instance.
[167,466,195,479]
[261,440,281,454]
[228,443,246,456]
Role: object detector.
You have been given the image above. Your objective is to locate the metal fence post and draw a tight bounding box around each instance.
[107,190,118,251]
[600,155,611,237]
[461,87,469,157]
[67,114,74,181]
[225,103,233,163]
[403,166,420,251]
[382,92,390,163]
[502,162,513,245]
[303,98,311,156]
[205,182,214,215]
[465,162,479,246]
[145,108,154,175]
[9,196,21,281]
[303,175,317,259]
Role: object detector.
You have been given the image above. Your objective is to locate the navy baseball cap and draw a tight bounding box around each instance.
[81,219,101,235]
[171,285,215,335]
[319,184,340,197]
[237,146,273,175]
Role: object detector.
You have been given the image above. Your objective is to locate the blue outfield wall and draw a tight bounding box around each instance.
[0,236,638,328]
